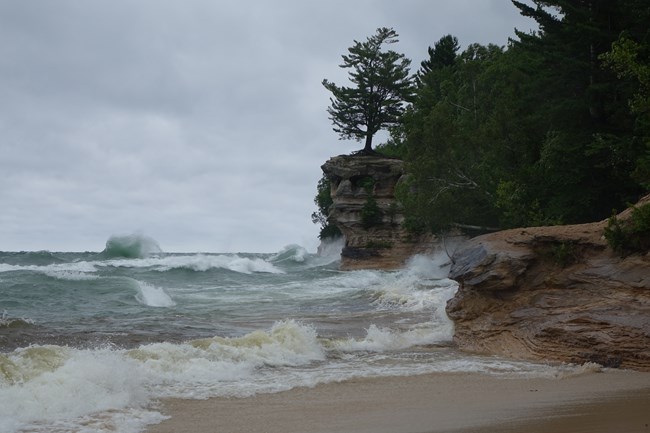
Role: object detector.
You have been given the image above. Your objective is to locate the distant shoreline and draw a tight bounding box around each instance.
[147,369,650,433]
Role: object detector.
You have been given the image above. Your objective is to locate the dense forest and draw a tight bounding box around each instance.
[315,0,650,239]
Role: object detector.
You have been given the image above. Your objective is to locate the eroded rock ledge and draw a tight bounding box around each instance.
[321,154,435,270]
[446,197,650,371]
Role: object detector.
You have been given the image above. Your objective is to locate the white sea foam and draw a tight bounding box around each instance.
[0,246,608,433]
[102,254,285,274]
[42,269,100,281]
[362,253,459,313]
[133,281,176,307]
[270,244,310,263]
[0,320,325,433]
[0,252,285,276]
[0,318,605,433]
[0,346,153,433]
[0,261,98,275]
[332,319,454,352]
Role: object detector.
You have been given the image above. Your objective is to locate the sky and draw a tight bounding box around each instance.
[0,0,536,253]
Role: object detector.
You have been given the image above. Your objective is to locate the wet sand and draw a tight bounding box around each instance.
[148,369,650,433]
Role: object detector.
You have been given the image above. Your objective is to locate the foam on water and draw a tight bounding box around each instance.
[0,253,285,277]
[0,320,325,432]
[0,261,98,275]
[0,346,156,433]
[0,247,608,433]
[132,280,176,307]
[332,321,453,352]
[0,317,605,433]
[270,244,310,264]
[102,254,285,274]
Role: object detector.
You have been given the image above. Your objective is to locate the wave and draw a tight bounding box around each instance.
[0,345,161,433]
[132,280,176,308]
[368,253,458,311]
[313,237,344,266]
[101,233,162,259]
[270,244,309,264]
[0,250,66,266]
[0,320,324,433]
[330,322,453,352]
[0,261,99,277]
[0,319,604,433]
[0,313,35,329]
[0,253,284,277]
[103,254,284,274]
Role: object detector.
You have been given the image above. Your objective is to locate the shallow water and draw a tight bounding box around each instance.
[0,237,594,433]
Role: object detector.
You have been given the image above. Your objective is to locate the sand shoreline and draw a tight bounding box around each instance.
[147,369,650,433]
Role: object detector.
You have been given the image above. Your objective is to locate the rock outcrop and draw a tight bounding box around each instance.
[321,154,435,270]
[447,196,650,371]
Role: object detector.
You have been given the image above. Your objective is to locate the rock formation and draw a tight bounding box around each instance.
[321,154,435,270]
[447,196,650,371]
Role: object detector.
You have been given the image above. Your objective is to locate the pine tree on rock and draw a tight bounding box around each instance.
[323,27,414,154]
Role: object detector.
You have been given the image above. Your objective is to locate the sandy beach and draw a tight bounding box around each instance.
[148,369,650,433]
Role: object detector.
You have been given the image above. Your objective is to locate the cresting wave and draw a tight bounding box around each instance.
[0,319,604,433]
[101,233,162,259]
[0,235,327,276]
[0,243,608,433]
[104,253,285,274]
[132,280,176,308]
[0,321,319,433]
[0,252,286,278]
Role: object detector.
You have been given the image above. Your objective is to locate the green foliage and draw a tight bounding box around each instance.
[419,34,459,77]
[364,240,393,249]
[316,1,649,238]
[374,128,408,158]
[318,223,343,240]
[392,0,649,235]
[536,241,579,268]
[604,203,650,255]
[495,180,558,228]
[311,175,342,240]
[354,176,382,229]
[600,33,650,189]
[361,194,383,229]
[600,35,650,115]
[322,27,415,152]
[358,176,376,192]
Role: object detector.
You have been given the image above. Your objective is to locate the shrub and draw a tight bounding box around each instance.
[604,203,650,255]
[361,194,383,229]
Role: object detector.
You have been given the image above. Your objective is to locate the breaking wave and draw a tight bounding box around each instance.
[0,321,324,433]
[104,254,284,274]
[270,244,309,264]
[0,318,604,433]
[101,233,162,259]
[132,280,176,308]
[0,313,35,329]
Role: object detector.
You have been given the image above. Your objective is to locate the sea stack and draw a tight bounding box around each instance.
[321,154,435,270]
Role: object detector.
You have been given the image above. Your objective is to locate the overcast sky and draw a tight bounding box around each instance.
[0,0,536,253]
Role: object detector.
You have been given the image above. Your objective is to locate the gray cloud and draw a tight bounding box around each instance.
[0,0,536,252]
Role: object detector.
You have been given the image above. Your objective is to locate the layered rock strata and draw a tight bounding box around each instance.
[321,154,435,270]
[446,197,650,371]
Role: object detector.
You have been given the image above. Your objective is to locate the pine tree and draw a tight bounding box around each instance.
[322,27,414,153]
[419,34,460,77]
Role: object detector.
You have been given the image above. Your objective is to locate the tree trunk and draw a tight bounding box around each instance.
[364,134,373,152]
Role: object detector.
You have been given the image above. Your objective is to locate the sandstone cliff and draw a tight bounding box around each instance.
[447,196,650,371]
[321,154,435,270]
